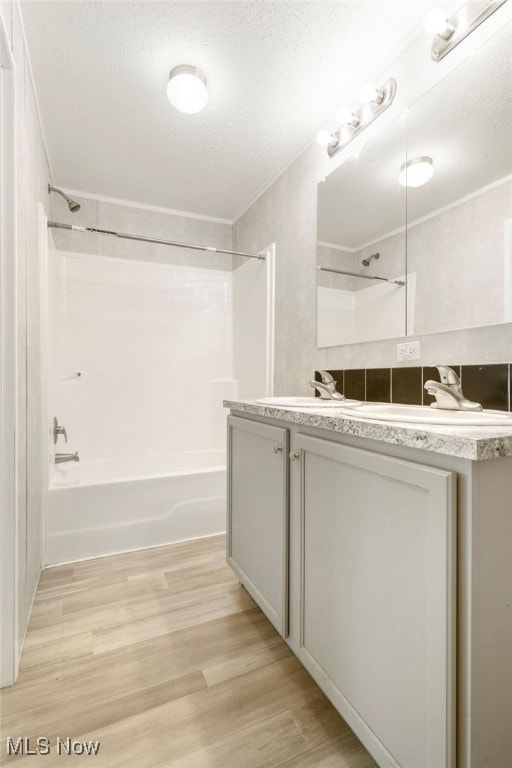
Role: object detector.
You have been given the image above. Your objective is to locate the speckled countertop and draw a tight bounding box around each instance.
[224,400,512,461]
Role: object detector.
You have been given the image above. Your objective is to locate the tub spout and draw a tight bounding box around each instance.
[55,452,80,464]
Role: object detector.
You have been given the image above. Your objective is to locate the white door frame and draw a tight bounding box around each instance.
[39,205,49,568]
[263,242,275,397]
[0,16,18,687]
[504,219,512,322]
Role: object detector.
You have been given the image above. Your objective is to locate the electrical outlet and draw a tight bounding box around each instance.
[397,341,421,361]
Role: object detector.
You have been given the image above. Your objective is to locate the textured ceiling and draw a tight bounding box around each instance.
[318,22,512,249]
[21,0,440,220]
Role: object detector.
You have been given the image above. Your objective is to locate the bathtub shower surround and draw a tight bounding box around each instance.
[317,242,413,347]
[46,249,236,563]
[46,454,226,564]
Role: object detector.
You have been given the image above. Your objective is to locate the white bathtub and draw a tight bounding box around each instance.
[45,450,226,565]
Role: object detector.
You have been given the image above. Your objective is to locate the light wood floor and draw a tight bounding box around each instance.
[1,535,376,767]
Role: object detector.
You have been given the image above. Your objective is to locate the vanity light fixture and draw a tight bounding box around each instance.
[357,83,384,105]
[399,157,434,188]
[424,8,455,38]
[316,129,336,147]
[317,77,397,158]
[336,107,359,128]
[426,1,508,62]
[166,65,208,114]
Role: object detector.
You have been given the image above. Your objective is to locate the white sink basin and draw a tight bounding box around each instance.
[343,403,512,426]
[255,396,361,408]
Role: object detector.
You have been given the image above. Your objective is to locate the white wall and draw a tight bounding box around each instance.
[338,177,512,335]
[48,250,233,467]
[407,177,512,333]
[0,0,52,662]
[234,8,512,392]
[233,144,327,393]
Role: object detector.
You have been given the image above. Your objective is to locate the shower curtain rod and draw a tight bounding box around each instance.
[47,221,266,260]
[317,265,404,286]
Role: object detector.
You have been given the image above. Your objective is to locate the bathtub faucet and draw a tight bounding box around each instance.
[55,452,80,464]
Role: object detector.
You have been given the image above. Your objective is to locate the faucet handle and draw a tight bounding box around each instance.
[318,370,335,385]
[53,417,68,444]
[435,365,460,386]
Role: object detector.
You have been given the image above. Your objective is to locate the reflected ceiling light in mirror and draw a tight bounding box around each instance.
[427,1,507,61]
[399,157,434,188]
[167,65,208,114]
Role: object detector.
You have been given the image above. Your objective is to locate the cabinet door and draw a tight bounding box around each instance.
[227,416,289,636]
[296,435,456,768]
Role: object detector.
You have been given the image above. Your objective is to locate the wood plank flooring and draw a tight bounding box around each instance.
[0,535,376,767]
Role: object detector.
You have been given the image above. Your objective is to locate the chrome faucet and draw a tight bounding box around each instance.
[55,452,80,464]
[424,365,482,411]
[309,370,345,400]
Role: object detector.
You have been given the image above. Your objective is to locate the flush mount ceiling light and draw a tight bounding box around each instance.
[399,157,434,188]
[166,65,208,114]
[316,77,397,158]
[425,1,507,62]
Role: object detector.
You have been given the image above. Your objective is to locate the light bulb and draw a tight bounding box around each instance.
[358,83,382,104]
[316,129,332,146]
[167,65,208,114]
[336,108,358,126]
[399,157,434,188]
[424,8,449,35]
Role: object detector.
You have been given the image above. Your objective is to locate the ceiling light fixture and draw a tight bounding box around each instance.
[166,65,208,114]
[318,78,397,159]
[399,157,434,188]
[426,1,507,62]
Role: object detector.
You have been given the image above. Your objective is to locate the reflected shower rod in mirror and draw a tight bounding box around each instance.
[47,221,266,260]
[317,265,405,287]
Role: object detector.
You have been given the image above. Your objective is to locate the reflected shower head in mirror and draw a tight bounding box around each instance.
[362,252,380,267]
[47,184,81,212]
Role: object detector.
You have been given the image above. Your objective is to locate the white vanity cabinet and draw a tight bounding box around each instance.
[225,405,512,768]
[295,434,456,768]
[227,415,289,636]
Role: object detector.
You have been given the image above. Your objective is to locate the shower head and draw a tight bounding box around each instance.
[48,184,81,213]
[362,252,380,267]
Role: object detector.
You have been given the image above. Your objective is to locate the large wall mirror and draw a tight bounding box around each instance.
[317,21,512,348]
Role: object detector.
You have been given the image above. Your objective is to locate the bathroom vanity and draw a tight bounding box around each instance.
[224,400,512,768]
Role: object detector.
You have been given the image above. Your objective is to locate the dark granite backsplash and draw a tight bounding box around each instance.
[315,364,511,411]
